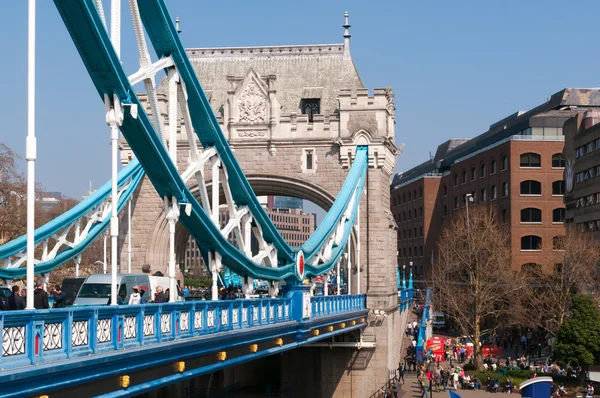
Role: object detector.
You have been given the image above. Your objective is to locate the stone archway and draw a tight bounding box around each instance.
[141,174,360,276]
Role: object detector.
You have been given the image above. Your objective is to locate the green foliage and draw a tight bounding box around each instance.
[183,276,212,287]
[553,295,600,368]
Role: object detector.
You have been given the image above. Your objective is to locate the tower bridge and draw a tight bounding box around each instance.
[0,1,413,396]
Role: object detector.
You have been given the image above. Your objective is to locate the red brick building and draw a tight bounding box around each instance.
[391,88,600,282]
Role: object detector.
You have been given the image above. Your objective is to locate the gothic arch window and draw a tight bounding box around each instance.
[491,159,497,174]
[300,99,320,122]
[553,236,565,251]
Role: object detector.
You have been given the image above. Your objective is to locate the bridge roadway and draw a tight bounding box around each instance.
[0,287,370,397]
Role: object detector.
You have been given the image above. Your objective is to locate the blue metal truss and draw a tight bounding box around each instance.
[48,0,367,282]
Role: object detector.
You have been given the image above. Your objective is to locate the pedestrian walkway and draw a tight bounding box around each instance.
[400,373,508,397]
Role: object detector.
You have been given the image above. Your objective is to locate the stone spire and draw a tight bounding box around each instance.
[343,11,351,60]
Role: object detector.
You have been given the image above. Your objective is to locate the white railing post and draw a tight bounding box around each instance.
[165,197,179,302]
[103,231,107,274]
[127,197,132,273]
[357,204,361,295]
[105,94,123,306]
[347,239,352,295]
[336,259,341,295]
[25,0,36,310]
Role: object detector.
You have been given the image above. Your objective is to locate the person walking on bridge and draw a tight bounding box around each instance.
[153,286,167,303]
[34,280,49,309]
[128,286,141,305]
[8,286,25,310]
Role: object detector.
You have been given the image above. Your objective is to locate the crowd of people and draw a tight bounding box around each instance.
[1,280,65,310]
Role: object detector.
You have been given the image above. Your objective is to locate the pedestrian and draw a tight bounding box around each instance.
[8,286,25,310]
[153,286,167,303]
[392,376,399,398]
[21,288,27,299]
[33,280,49,309]
[51,285,67,308]
[128,286,141,305]
[399,362,405,383]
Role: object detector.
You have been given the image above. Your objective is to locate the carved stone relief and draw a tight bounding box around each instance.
[238,80,267,124]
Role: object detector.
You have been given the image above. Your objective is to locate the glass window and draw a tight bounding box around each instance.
[520,180,542,195]
[419,187,423,198]
[301,99,320,122]
[413,190,417,201]
[502,156,508,171]
[520,153,541,167]
[471,167,476,181]
[552,181,565,195]
[521,208,542,223]
[419,207,423,217]
[481,188,487,202]
[420,227,423,237]
[454,196,459,209]
[403,212,406,221]
[408,229,412,238]
[304,149,314,170]
[552,153,565,168]
[443,185,448,196]
[502,182,509,197]
[454,174,458,187]
[521,235,542,250]
[553,236,565,251]
[552,208,565,223]
[462,171,467,184]
[408,192,412,201]
[481,163,486,178]
[420,246,424,256]
[502,209,508,223]
[491,159,497,174]
[408,211,411,220]
[444,204,448,216]
[491,185,497,200]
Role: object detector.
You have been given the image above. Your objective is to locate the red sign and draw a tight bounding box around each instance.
[297,251,305,280]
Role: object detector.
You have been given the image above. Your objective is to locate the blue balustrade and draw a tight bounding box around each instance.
[415,288,433,362]
[310,294,366,317]
[0,293,367,372]
[0,298,293,370]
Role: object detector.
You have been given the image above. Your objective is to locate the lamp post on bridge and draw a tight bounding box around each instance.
[25,0,36,310]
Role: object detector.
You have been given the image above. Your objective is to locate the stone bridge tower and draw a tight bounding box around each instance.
[119,14,402,397]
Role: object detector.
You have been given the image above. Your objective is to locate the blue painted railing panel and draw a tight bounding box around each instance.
[310,294,366,318]
[0,298,292,369]
[415,288,432,361]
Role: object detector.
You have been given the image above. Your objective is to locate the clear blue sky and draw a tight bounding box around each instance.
[1,0,600,201]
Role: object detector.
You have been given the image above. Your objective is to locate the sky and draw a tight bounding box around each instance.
[1,0,600,208]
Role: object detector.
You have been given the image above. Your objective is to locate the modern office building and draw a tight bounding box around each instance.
[563,108,600,235]
[274,196,303,210]
[391,88,600,280]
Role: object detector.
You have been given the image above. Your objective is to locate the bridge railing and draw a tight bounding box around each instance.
[415,287,433,362]
[310,294,366,317]
[0,298,292,369]
[398,288,414,312]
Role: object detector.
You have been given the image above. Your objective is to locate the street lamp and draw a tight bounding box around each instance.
[465,193,474,240]
[402,263,406,289]
[409,260,413,289]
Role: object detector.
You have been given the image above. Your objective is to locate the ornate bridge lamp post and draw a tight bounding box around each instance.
[408,261,413,289]
[402,263,406,289]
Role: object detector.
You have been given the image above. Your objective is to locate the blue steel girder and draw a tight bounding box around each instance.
[52,0,366,281]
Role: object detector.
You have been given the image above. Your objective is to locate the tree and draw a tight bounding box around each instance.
[434,206,525,370]
[0,143,27,244]
[553,295,600,376]
[521,229,600,337]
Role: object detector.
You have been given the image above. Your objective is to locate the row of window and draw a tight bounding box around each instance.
[398,226,424,240]
[450,183,509,210]
[578,220,600,232]
[520,207,565,223]
[393,187,423,206]
[572,192,600,210]
[575,164,600,184]
[575,138,600,159]
[453,156,505,186]
[398,245,424,258]
[520,180,565,195]
[521,235,564,251]
[396,207,423,223]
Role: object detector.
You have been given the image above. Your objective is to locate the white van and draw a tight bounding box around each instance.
[73,274,182,306]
